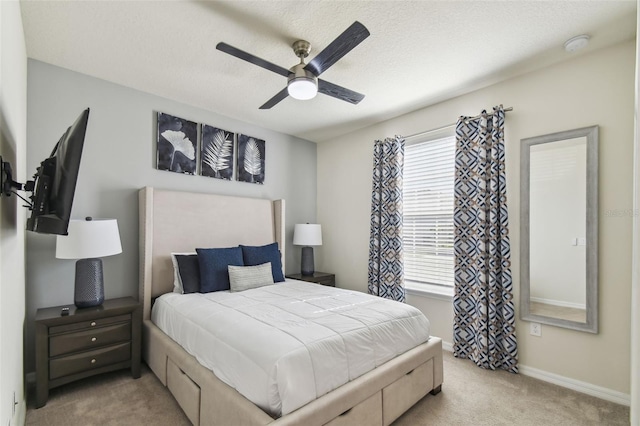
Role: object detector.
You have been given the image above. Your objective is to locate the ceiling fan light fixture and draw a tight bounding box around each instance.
[288,78,317,100]
[287,64,318,100]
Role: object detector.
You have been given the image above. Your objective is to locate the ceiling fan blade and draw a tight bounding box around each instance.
[318,79,364,105]
[216,42,289,78]
[259,88,289,109]
[305,21,370,77]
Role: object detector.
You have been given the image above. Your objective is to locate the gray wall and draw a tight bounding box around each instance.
[25,59,317,372]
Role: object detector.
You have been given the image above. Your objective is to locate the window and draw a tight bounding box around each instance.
[403,129,455,290]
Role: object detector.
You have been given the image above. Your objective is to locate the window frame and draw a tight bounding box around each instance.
[403,126,456,299]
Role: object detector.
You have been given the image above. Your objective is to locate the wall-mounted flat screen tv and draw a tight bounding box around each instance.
[26,108,90,235]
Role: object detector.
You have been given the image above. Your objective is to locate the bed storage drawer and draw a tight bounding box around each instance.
[324,391,382,426]
[167,357,201,426]
[382,359,433,426]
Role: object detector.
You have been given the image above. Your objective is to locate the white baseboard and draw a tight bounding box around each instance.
[15,402,26,426]
[518,364,630,406]
[441,342,629,406]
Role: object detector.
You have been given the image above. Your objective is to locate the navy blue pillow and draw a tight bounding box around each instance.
[196,246,244,292]
[240,242,285,283]
[175,254,201,294]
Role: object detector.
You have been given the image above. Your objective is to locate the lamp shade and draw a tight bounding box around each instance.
[56,218,122,259]
[293,224,322,246]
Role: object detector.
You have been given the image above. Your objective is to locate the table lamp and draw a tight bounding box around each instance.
[293,223,322,276]
[56,217,122,308]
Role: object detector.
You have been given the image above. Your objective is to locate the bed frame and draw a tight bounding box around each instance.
[139,187,443,425]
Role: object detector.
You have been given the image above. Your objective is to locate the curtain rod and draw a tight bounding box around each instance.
[403,106,513,140]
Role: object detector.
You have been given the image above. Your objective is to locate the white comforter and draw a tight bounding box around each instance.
[151,279,430,417]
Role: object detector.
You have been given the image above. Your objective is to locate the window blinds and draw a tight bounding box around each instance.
[403,135,455,287]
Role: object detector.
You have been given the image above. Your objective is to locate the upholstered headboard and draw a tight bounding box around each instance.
[138,187,285,320]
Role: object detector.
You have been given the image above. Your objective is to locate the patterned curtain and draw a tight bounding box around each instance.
[368,136,405,302]
[453,106,518,373]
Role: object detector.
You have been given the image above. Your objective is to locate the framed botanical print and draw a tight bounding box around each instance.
[237,134,265,184]
[201,125,234,180]
[157,112,197,175]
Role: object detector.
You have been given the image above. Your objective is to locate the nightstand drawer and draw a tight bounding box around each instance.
[49,341,131,380]
[50,314,131,334]
[49,322,131,357]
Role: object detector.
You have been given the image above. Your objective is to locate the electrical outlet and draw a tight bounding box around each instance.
[530,322,541,336]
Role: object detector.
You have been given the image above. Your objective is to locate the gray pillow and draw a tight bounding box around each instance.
[170,252,196,293]
[228,262,274,292]
[174,254,201,294]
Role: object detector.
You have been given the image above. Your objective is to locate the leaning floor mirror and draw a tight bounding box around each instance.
[520,126,598,333]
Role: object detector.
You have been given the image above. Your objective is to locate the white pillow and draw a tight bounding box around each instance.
[170,252,196,294]
[228,262,274,292]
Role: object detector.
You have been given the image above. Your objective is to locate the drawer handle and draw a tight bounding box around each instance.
[90,321,97,327]
[91,337,97,342]
[90,358,97,364]
[339,408,352,417]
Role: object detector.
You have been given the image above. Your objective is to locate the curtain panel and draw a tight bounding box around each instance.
[368,136,405,302]
[453,106,518,373]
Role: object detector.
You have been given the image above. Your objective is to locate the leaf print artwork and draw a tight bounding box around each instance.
[243,138,262,181]
[237,134,265,184]
[201,126,234,180]
[156,113,197,174]
[162,130,196,168]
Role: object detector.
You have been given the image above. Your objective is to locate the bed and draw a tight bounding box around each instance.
[139,187,443,426]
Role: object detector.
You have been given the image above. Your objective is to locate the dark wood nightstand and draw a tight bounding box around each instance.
[286,272,336,287]
[35,297,141,408]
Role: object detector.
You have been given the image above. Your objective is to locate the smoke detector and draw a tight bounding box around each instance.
[564,35,590,53]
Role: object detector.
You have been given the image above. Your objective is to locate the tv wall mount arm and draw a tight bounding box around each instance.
[1,156,34,207]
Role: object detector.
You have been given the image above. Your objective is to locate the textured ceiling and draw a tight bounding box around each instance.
[21,0,636,142]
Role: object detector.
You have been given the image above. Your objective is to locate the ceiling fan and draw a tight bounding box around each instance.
[216,21,370,109]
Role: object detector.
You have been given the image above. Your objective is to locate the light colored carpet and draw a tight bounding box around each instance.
[394,352,629,426]
[26,366,191,426]
[26,351,629,426]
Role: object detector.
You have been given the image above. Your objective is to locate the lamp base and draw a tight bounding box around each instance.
[301,246,315,276]
[75,258,104,308]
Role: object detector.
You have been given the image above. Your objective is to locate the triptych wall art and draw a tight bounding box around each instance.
[156,112,265,185]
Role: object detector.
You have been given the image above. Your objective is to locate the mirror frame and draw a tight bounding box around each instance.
[520,125,598,333]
